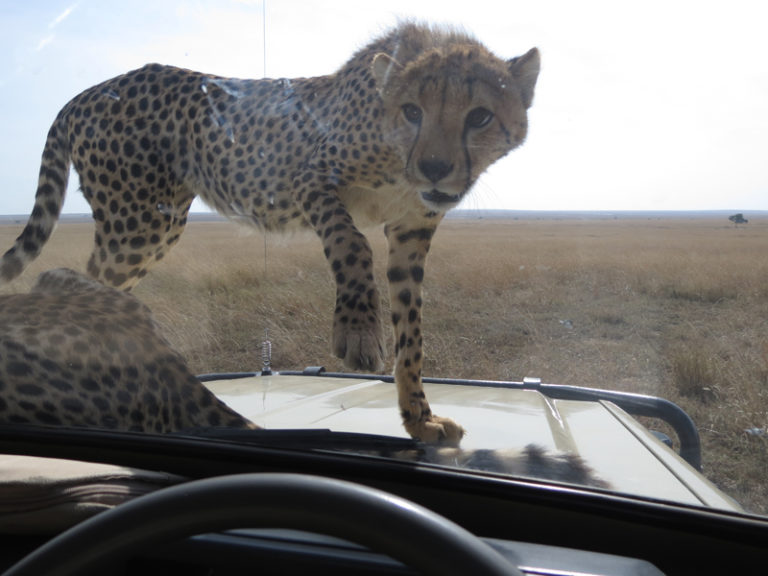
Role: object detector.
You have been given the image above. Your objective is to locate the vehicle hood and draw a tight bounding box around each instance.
[204,373,740,511]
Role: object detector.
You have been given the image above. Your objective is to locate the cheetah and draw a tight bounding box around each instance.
[0,22,540,444]
[0,268,257,432]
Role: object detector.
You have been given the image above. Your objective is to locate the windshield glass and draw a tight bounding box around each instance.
[0,0,766,518]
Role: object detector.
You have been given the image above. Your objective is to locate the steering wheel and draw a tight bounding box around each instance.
[3,473,522,576]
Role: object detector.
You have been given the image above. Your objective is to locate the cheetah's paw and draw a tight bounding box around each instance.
[405,415,465,446]
[333,324,385,372]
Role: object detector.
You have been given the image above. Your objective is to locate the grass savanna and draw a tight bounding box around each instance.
[1,214,767,514]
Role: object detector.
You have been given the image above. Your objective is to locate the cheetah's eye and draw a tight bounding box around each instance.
[401,103,423,125]
[465,107,494,129]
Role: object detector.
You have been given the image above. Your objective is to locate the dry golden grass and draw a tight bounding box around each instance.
[2,215,767,514]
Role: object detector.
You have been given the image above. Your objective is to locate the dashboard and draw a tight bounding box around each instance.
[1,427,767,575]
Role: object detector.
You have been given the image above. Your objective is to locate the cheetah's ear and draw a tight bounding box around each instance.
[508,47,541,108]
[371,53,403,94]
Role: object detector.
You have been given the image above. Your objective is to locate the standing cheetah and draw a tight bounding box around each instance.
[0,22,539,443]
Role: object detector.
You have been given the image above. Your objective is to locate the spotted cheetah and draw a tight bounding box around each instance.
[0,268,256,432]
[0,22,540,444]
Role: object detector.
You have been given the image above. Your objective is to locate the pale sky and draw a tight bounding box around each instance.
[0,0,766,214]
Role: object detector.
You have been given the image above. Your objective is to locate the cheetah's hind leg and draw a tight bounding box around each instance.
[84,191,194,290]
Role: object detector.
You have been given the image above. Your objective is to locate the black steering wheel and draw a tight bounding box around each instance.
[3,473,522,576]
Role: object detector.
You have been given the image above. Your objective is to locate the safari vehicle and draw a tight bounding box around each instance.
[1,365,766,575]
[2,1,767,575]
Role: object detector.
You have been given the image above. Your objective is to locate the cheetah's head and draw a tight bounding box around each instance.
[372,42,540,212]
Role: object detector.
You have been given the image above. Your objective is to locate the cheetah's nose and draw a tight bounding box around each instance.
[418,158,454,183]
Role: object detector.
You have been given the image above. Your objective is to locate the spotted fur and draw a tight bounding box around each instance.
[413,444,609,488]
[0,269,256,432]
[0,23,539,443]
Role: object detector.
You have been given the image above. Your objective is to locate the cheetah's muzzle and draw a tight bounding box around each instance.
[420,190,462,209]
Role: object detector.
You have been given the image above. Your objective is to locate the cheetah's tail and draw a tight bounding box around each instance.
[0,111,71,284]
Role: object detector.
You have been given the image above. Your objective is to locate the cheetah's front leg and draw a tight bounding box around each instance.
[385,219,465,445]
[296,178,386,372]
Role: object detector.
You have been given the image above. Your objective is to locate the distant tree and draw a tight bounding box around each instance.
[729,213,748,227]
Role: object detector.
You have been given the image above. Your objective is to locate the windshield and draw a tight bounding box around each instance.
[0,0,766,519]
